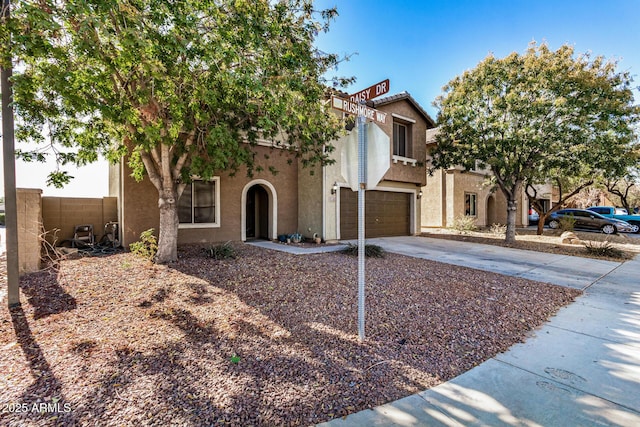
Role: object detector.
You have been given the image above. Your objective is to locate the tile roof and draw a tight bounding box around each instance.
[372,91,436,127]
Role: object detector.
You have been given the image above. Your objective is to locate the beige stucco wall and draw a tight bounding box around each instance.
[119,145,300,247]
[421,169,525,228]
[41,196,118,244]
[297,163,324,240]
[17,188,42,275]
[421,169,446,227]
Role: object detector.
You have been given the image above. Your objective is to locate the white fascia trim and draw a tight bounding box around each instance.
[391,113,416,123]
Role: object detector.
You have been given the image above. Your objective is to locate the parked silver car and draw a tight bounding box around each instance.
[546,209,634,234]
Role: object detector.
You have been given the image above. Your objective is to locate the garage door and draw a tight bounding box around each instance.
[340,189,411,239]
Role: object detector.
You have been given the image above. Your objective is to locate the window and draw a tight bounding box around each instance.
[178,177,220,228]
[465,193,477,216]
[393,121,411,157]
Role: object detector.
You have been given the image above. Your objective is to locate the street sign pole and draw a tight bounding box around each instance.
[330,79,390,342]
[357,112,366,341]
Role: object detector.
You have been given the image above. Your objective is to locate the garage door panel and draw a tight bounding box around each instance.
[340,189,410,239]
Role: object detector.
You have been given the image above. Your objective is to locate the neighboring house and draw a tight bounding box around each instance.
[526,182,555,215]
[110,91,436,246]
[421,129,528,228]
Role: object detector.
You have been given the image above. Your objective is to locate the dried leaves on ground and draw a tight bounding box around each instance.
[0,244,580,426]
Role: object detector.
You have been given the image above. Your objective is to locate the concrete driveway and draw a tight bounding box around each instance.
[364,236,622,290]
[320,236,640,426]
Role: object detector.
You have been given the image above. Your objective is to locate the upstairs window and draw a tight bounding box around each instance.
[393,121,411,157]
[178,178,220,227]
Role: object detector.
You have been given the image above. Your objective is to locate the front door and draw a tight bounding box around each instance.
[246,185,269,240]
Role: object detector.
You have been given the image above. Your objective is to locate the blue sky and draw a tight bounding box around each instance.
[6,0,640,196]
[315,0,640,118]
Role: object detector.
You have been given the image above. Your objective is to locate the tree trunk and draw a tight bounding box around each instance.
[536,216,546,235]
[137,146,188,264]
[505,197,518,243]
[155,189,179,263]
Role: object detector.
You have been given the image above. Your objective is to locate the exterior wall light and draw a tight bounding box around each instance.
[417,190,423,199]
[331,183,338,195]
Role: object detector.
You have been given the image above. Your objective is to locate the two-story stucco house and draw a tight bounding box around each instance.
[110,91,436,247]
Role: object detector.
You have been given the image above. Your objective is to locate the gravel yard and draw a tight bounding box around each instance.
[1,243,580,426]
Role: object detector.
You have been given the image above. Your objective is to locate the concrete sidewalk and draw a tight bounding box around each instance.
[246,239,348,255]
[319,236,640,426]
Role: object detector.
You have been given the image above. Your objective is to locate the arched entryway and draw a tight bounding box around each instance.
[487,194,497,225]
[246,185,269,240]
[241,180,278,241]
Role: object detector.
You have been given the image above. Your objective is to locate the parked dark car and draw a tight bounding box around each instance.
[545,208,633,234]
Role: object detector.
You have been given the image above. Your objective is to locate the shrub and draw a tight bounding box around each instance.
[489,223,507,236]
[341,243,385,258]
[0,213,5,226]
[582,240,624,258]
[558,215,576,232]
[129,229,158,260]
[451,215,477,233]
[205,241,237,260]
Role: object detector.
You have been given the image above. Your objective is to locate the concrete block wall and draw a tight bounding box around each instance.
[41,196,118,245]
[16,188,43,275]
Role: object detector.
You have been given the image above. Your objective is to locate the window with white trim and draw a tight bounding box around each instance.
[393,121,411,157]
[178,177,220,228]
[465,193,477,217]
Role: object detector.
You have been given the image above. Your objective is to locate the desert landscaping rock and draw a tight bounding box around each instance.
[1,244,580,426]
[560,231,581,245]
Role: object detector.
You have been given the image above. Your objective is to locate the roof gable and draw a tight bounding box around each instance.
[371,92,436,128]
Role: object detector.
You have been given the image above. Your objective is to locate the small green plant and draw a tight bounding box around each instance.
[341,243,385,258]
[451,215,477,233]
[489,223,507,236]
[205,241,237,260]
[558,215,576,232]
[230,355,241,364]
[583,240,624,258]
[0,213,5,226]
[129,229,158,260]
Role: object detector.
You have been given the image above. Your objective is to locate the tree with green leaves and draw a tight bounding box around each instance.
[526,176,596,235]
[603,165,640,213]
[430,42,640,242]
[1,0,350,263]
